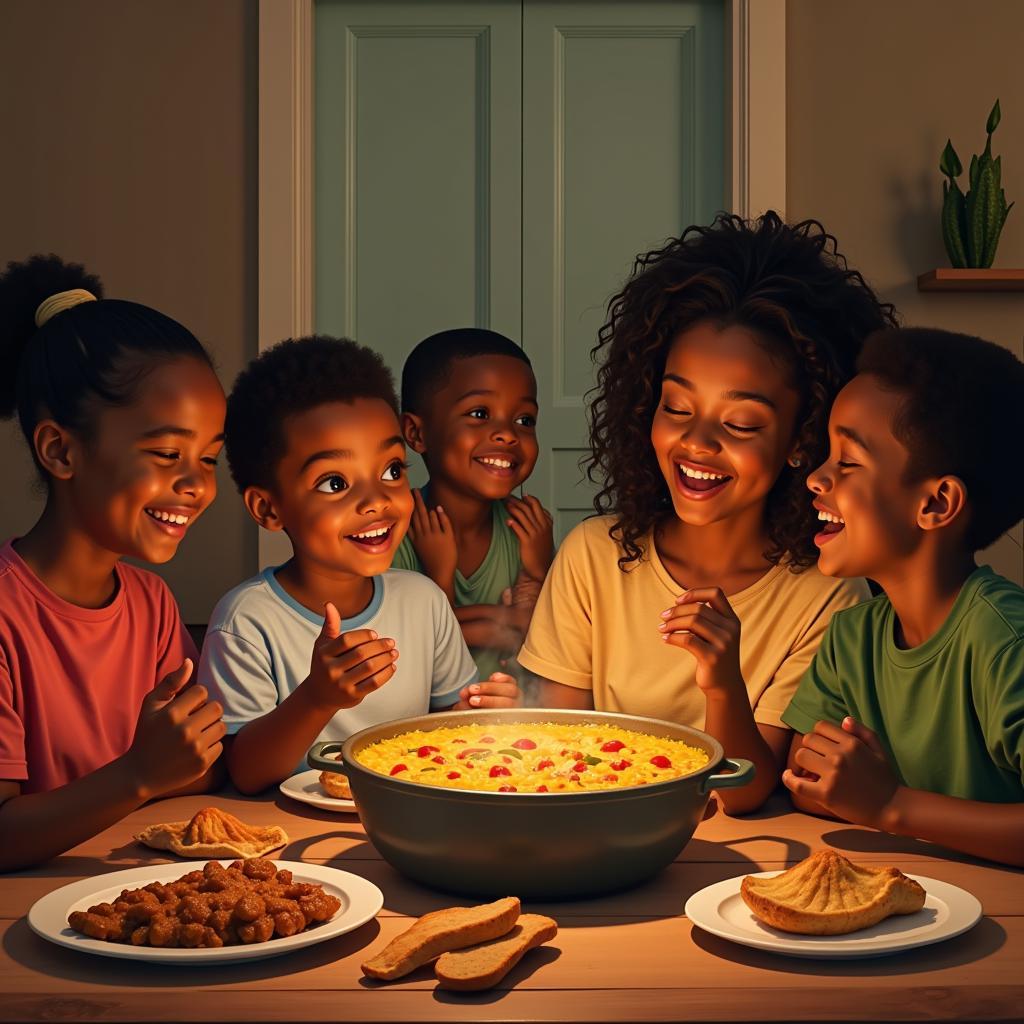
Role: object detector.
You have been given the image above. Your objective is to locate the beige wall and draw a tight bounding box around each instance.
[0,0,258,623]
[1,0,1020,623]
[787,0,1024,583]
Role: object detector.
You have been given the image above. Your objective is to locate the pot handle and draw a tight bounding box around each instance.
[700,757,755,795]
[307,741,347,774]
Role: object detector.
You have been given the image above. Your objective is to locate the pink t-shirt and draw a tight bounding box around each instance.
[0,540,197,794]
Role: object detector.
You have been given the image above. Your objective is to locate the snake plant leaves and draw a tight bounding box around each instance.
[940,140,962,178]
[987,99,1001,135]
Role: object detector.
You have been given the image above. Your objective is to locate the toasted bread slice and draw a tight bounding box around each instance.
[434,913,558,991]
[361,897,520,980]
[318,770,351,799]
[741,849,926,935]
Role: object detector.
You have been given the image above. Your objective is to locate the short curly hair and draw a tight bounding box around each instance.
[401,327,532,415]
[587,211,898,571]
[225,335,398,493]
[857,327,1024,552]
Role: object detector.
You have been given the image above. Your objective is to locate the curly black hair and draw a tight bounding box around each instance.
[857,327,1024,552]
[587,211,898,571]
[401,327,532,415]
[225,335,398,493]
[0,254,211,479]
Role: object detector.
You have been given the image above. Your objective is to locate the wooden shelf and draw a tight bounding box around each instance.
[918,268,1024,291]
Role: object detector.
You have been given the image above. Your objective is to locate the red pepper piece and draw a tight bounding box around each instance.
[452,738,468,744]
[446,771,461,780]
[479,735,496,743]
[535,758,555,771]
[610,759,631,771]
[489,765,511,778]
[457,747,488,760]
[512,738,537,750]
[604,774,619,782]
[649,755,672,769]
[389,764,408,776]
[569,773,581,782]
[497,785,517,792]
[572,761,588,772]
[600,739,626,753]
[502,756,512,764]
[431,755,446,765]
[536,785,549,793]
[416,745,440,758]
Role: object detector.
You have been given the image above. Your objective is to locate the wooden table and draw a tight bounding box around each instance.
[2,789,1021,1023]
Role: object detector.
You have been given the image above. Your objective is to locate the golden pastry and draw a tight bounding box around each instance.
[136,806,288,859]
[740,849,926,935]
[318,753,352,799]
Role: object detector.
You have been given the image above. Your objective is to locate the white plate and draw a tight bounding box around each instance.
[685,871,981,959]
[279,769,357,812]
[28,860,383,965]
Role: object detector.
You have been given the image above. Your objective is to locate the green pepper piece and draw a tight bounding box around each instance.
[582,755,603,765]
[496,748,524,759]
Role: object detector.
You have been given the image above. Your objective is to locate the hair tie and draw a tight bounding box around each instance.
[34,288,98,328]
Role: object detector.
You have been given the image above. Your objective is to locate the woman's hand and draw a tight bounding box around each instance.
[505,494,554,582]
[408,488,458,597]
[658,587,744,696]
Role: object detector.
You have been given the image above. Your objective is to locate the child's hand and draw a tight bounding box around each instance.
[408,488,458,593]
[127,659,226,798]
[505,494,554,582]
[782,718,900,828]
[508,571,542,608]
[454,672,522,709]
[658,587,744,696]
[305,602,398,712]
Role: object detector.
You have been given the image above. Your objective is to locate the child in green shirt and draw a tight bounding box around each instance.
[781,327,1024,867]
[392,329,554,683]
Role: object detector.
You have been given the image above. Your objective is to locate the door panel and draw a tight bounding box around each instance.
[316,0,522,488]
[523,1,724,539]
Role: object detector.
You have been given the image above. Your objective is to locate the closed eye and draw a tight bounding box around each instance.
[725,423,761,434]
[837,461,859,469]
[660,404,689,416]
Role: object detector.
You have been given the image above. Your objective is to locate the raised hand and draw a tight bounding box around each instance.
[408,488,458,595]
[782,718,900,828]
[505,493,554,582]
[126,659,226,799]
[658,587,744,696]
[305,602,399,712]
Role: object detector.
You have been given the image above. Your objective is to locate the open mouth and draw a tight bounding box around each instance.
[675,462,732,498]
[475,455,518,477]
[346,523,395,551]
[815,509,846,545]
[144,507,192,536]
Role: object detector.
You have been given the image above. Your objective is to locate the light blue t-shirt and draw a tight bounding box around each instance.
[199,567,478,767]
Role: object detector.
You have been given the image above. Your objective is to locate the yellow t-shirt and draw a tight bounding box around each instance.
[518,516,870,728]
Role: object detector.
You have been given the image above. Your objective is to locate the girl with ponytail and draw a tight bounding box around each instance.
[0,255,226,870]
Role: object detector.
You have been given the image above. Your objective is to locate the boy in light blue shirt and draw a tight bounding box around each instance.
[199,336,520,792]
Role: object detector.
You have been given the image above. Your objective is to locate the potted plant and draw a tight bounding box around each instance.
[940,100,1013,268]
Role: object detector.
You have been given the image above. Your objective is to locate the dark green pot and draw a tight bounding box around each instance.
[308,708,754,900]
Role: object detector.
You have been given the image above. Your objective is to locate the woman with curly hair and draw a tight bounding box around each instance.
[518,212,897,813]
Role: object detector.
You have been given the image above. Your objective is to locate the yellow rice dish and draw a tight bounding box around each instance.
[354,723,710,793]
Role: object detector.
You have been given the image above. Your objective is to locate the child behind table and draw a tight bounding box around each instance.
[782,327,1024,867]
[393,328,554,686]
[199,336,520,794]
[0,255,226,871]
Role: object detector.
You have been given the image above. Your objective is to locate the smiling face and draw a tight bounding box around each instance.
[62,356,225,564]
[807,373,926,580]
[256,398,414,579]
[650,322,802,530]
[406,354,539,501]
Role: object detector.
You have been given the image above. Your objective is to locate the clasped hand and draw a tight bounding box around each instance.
[783,718,900,829]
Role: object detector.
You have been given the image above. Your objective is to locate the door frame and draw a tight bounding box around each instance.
[257,0,786,566]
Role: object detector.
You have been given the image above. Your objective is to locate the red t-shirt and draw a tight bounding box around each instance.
[0,540,197,794]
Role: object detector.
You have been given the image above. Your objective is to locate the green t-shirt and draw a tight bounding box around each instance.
[782,566,1024,803]
[392,499,521,681]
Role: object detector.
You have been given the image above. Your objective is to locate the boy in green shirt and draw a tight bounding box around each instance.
[392,329,554,682]
[781,327,1024,867]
